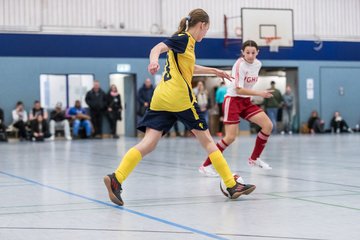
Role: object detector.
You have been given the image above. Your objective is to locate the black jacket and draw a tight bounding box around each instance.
[137,84,154,106]
[50,110,66,122]
[107,93,122,111]
[0,108,6,130]
[85,88,107,111]
[0,108,4,123]
[32,107,45,118]
[137,84,154,116]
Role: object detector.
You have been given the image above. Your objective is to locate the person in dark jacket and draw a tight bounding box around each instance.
[0,107,8,142]
[29,100,48,123]
[137,78,154,117]
[29,100,49,139]
[330,111,352,133]
[263,81,283,134]
[85,80,107,138]
[308,110,324,134]
[106,84,123,138]
[49,102,72,140]
[31,114,51,141]
[0,107,6,131]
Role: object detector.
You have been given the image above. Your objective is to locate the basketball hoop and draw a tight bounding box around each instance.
[264,37,281,52]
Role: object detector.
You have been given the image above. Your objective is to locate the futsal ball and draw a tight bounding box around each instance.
[220,174,244,198]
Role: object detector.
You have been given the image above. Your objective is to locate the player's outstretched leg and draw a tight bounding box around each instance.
[248,112,273,170]
[199,124,239,178]
[104,128,162,205]
[193,129,255,199]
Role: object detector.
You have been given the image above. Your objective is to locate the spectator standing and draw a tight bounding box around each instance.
[106,84,123,139]
[137,78,154,117]
[49,102,72,140]
[0,107,8,141]
[215,81,227,137]
[281,86,294,134]
[85,80,107,138]
[196,81,210,124]
[12,101,28,140]
[68,100,92,138]
[263,81,283,134]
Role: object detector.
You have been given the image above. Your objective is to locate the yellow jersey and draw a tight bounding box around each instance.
[150,32,196,112]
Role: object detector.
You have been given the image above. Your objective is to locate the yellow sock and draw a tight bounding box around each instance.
[209,150,236,188]
[114,147,142,183]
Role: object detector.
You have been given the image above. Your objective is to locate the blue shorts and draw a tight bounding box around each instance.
[137,103,208,134]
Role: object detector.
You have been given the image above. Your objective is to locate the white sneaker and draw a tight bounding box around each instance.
[49,136,55,141]
[198,165,219,177]
[66,136,72,141]
[248,158,272,170]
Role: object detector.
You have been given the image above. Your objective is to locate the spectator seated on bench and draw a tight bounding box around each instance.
[12,101,29,141]
[49,102,72,140]
[67,100,92,138]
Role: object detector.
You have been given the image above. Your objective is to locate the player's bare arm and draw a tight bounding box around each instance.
[194,65,233,81]
[236,88,274,98]
[148,42,169,75]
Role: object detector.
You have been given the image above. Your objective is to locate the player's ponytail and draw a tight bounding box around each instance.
[175,17,188,35]
[174,9,209,35]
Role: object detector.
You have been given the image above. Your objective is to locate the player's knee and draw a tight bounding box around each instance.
[225,135,236,144]
[262,120,273,134]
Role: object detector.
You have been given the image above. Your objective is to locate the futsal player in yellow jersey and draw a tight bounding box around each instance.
[104,9,256,206]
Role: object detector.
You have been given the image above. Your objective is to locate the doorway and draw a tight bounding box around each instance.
[259,67,299,133]
[109,73,137,137]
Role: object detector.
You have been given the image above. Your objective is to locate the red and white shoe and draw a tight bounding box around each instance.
[198,165,219,177]
[248,158,272,170]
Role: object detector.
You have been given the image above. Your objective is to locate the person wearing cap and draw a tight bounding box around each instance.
[49,102,72,140]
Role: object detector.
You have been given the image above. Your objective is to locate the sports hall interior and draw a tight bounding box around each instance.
[0,1,359,240]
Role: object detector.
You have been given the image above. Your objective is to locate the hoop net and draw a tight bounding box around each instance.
[264,37,281,52]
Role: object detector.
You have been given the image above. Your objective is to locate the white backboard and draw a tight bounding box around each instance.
[241,8,294,47]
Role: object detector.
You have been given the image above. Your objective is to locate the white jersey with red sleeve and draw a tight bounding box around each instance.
[226,58,262,97]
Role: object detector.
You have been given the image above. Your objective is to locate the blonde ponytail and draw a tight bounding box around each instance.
[173,9,209,35]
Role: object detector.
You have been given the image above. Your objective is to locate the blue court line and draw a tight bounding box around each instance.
[0,171,228,240]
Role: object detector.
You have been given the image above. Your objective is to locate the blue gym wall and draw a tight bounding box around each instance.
[1,33,360,130]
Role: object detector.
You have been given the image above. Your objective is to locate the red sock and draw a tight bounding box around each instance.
[250,131,270,161]
[203,139,229,166]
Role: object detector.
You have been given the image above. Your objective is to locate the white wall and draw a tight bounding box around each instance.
[0,0,359,41]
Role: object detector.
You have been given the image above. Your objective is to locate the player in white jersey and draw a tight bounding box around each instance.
[199,40,274,178]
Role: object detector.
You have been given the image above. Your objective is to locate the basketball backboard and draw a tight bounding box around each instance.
[241,8,294,48]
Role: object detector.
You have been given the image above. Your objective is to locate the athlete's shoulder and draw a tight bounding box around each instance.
[254,59,262,67]
[236,58,248,70]
[163,33,189,53]
[233,57,244,67]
